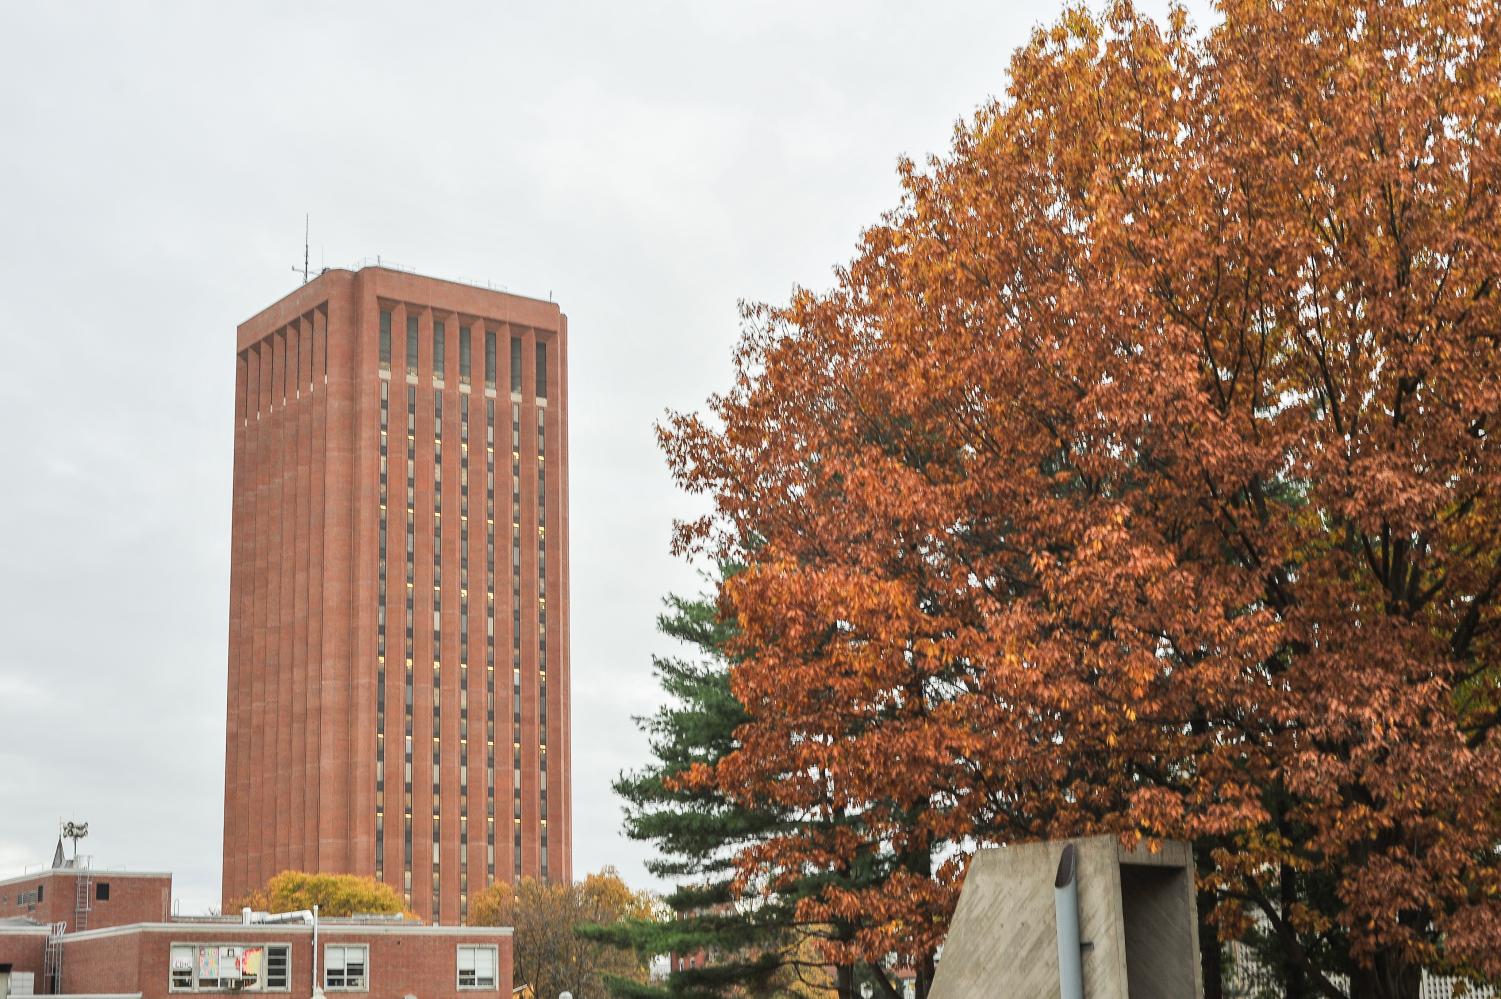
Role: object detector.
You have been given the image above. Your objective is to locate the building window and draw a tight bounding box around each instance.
[324,944,368,990]
[460,326,472,384]
[380,310,392,369]
[510,336,522,394]
[95,882,110,901]
[457,945,498,989]
[535,341,547,400]
[484,330,497,388]
[170,943,291,992]
[434,320,447,380]
[407,315,420,376]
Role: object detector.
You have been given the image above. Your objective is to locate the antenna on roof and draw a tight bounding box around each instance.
[292,214,310,284]
[62,820,88,862]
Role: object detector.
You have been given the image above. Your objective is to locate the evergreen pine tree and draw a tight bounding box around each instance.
[586,581,827,999]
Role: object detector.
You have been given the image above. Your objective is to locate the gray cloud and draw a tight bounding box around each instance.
[0,0,1214,913]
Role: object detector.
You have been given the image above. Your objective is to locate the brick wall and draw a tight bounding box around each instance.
[50,920,511,999]
[0,929,48,983]
[0,870,171,931]
[224,266,573,923]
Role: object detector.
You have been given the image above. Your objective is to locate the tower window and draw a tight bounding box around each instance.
[535,341,547,399]
[434,320,446,379]
[407,315,419,376]
[510,336,522,394]
[485,330,497,388]
[460,326,471,383]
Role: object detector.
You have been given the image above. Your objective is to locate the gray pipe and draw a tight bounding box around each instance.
[1055,843,1084,999]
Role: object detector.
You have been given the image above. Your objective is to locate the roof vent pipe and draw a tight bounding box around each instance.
[1054,843,1084,999]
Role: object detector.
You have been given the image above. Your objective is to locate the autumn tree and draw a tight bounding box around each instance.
[471,868,655,999]
[661,3,1501,999]
[226,870,406,918]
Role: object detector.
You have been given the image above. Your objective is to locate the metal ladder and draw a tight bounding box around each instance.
[43,920,66,994]
[73,870,93,933]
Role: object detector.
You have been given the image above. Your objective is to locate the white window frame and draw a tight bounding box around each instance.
[168,942,291,993]
[456,944,499,990]
[324,943,370,992]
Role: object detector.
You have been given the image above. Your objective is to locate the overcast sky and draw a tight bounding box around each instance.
[0,0,1211,914]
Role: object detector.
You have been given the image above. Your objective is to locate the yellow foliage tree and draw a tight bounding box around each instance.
[227,870,407,918]
[471,868,655,999]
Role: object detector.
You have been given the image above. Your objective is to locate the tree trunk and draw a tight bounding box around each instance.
[1197,889,1223,999]
[915,951,935,999]
[1195,846,1222,999]
[1349,950,1422,999]
[836,962,855,999]
[1276,862,1310,999]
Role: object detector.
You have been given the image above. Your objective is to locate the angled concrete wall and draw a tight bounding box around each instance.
[929,836,1202,999]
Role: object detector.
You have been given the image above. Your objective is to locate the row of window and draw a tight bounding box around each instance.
[167,942,497,993]
[378,309,548,399]
[374,313,553,910]
[433,387,445,922]
[376,379,390,882]
[536,411,550,878]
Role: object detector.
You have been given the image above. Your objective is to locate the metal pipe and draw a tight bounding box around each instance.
[312,904,319,998]
[251,909,315,924]
[1055,843,1084,999]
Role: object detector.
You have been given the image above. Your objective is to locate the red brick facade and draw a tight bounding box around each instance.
[0,869,171,933]
[223,267,572,921]
[1,916,510,999]
[0,924,48,993]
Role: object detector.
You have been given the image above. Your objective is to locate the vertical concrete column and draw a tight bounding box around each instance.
[223,347,253,901]
[319,275,359,877]
[303,306,327,868]
[274,327,298,876]
[554,314,572,883]
[292,313,316,870]
[248,337,276,893]
[343,274,376,880]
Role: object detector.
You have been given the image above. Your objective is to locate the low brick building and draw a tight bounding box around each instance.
[0,866,171,933]
[0,865,512,999]
[2,913,511,999]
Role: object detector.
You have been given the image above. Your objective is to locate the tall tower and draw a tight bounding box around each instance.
[222,266,571,923]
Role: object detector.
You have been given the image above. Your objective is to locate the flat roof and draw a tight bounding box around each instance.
[56,921,512,943]
[238,264,563,332]
[0,868,171,889]
[0,917,50,933]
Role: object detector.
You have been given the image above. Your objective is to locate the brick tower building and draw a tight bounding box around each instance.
[222,266,571,923]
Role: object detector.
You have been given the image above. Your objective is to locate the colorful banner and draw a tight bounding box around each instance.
[239,946,264,978]
[196,945,219,979]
